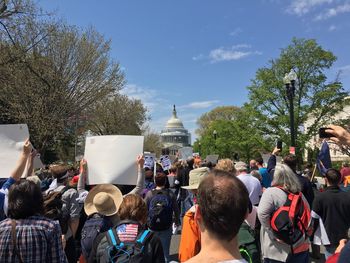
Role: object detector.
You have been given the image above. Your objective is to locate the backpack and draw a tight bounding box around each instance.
[43,187,70,234]
[104,221,152,263]
[270,187,311,252]
[81,214,113,260]
[238,222,261,263]
[147,189,173,231]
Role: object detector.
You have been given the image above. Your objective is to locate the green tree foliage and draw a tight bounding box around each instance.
[194,105,273,162]
[247,38,348,156]
[88,94,148,136]
[195,106,240,137]
[143,130,162,156]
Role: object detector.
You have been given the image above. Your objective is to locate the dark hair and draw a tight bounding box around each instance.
[118,194,147,223]
[283,154,297,172]
[155,172,166,187]
[8,180,44,219]
[256,157,264,166]
[197,170,249,241]
[326,168,341,186]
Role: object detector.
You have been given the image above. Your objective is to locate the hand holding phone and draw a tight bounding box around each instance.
[319,127,333,138]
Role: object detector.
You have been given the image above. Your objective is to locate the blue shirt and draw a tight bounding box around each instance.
[259,167,271,188]
[0,177,16,220]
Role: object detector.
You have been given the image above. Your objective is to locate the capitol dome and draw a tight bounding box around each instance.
[160,105,191,155]
[166,107,184,129]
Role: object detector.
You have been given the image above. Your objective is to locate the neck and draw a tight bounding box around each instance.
[198,230,242,262]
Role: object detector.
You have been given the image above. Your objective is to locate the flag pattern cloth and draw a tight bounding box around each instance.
[317,141,332,176]
[116,224,139,242]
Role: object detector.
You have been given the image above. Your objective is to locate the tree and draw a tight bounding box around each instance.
[143,130,162,156]
[194,105,273,162]
[88,94,148,136]
[247,38,348,159]
[0,21,125,162]
[195,106,240,137]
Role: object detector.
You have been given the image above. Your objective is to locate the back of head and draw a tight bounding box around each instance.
[197,170,249,242]
[325,168,341,186]
[216,159,236,175]
[283,154,297,173]
[118,194,147,224]
[50,164,69,184]
[8,180,44,219]
[256,157,264,166]
[155,172,166,187]
[273,164,301,193]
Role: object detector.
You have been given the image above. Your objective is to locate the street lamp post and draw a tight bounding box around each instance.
[283,69,297,153]
[198,142,201,156]
[213,130,217,153]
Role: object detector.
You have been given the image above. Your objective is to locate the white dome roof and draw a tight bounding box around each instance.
[165,105,184,129]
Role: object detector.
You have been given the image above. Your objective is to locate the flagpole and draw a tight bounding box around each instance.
[310,163,318,182]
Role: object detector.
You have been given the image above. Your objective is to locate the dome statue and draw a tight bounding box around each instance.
[166,105,184,129]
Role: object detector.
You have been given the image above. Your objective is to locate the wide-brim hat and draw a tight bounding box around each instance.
[84,184,123,216]
[182,167,210,190]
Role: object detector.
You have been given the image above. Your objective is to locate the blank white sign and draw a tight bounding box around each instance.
[0,124,29,178]
[84,135,144,185]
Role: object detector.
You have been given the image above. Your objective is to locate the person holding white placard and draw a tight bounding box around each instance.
[0,139,32,221]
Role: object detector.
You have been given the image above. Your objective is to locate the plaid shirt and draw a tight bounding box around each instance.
[0,215,68,263]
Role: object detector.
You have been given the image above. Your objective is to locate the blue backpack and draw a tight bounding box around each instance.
[81,214,113,260]
[147,189,173,231]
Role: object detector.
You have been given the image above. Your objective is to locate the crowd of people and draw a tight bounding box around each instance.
[0,124,350,263]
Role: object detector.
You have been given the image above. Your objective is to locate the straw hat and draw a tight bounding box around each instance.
[182,167,210,190]
[84,184,123,216]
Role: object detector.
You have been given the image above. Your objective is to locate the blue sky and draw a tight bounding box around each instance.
[38,0,350,141]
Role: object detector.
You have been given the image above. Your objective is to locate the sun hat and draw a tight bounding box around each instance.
[235,161,248,171]
[84,184,123,216]
[182,167,210,190]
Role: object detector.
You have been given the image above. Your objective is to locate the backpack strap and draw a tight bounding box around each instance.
[134,229,151,252]
[106,227,123,248]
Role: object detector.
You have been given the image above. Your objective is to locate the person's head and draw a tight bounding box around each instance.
[118,194,147,224]
[250,170,262,182]
[84,184,123,217]
[168,166,177,174]
[144,167,154,180]
[249,159,257,170]
[216,159,236,175]
[196,170,249,242]
[283,154,297,173]
[182,167,210,195]
[256,157,264,167]
[50,164,69,184]
[234,161,248,174]
[8,180,44,219]
[154,172,167,187]
[272,164,301,193]
[325,168,341,186]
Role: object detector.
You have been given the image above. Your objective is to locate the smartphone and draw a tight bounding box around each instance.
[277,140,282,151]
[319,127,333,138]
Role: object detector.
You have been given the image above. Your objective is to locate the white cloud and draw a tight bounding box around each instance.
[193,44,261,63]
[229,27,242,36]
[314,3,350,20]
[179,100,220,109]
[328,24,337,31]
[287,0,334,16]
[338,65,350,76]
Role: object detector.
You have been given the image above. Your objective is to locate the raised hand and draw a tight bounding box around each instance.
[326,125,350,146]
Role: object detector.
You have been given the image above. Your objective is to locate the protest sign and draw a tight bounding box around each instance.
[160,155,172,171]
[84,135,144,185]
[0,124,29,178]
[205,154,219,164]
[144,152,156,169]
[178,147,193,160]
[33,153,44,169]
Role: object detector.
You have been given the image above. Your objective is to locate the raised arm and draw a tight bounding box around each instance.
[126,154,145,196]
[11,139,32,181]
[77,159,87,193]
[327,125,350,146]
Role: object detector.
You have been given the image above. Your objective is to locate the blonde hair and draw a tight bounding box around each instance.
[216,159,236,175]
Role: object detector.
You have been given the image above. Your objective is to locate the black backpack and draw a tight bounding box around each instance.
[81,214,113,260]
[147,189,173,231]
[238,222,261,263]
[105,222,152,263]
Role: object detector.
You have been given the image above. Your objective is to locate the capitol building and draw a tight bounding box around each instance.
[160,105,191,155]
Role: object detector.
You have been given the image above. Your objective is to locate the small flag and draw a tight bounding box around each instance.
[116,224,139,242]
[317,141,332,176]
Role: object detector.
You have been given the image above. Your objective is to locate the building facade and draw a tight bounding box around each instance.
[160,105,191,155]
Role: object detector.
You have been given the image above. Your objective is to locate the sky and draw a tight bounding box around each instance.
[38,0,350,141]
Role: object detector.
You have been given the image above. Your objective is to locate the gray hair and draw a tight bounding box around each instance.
[272,164,301,193]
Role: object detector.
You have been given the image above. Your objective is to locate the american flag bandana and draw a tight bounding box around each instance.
[116,224,139,242]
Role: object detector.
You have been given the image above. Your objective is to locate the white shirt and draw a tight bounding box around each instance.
[237,173,262,205]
